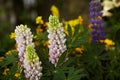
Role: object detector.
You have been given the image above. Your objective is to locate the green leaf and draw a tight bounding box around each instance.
[71,28,89,49]
[68,24,72,37]
[53,68,66,80]
[73,24,81,37]
[0,52,18,68]
[80,43,105,68]
[65,67,87,80]
[62,57,76,67]
[56,51,67,67]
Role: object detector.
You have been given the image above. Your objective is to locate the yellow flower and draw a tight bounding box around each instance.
[68,16,83,27]
[44,22,48,30]
[64,23,75,35]
[34,35,37,39]
[34,41,39,46]
[3,68,9,75]
[70,46,84,57]
[75,46,84,53]
[10,32,16,39]
[15,73,20,78]
[6,49,17,55]
[104,39,115,50]
[0,57,4,62]
[36,26,43,34]
[50,5,60,18]
[64,16,83,35]
[36,16,44,24]
[15,43,18,49]
[68,20,77,27]
[78,16,83,24]
[43,40,49,47]
[64,22,69,35]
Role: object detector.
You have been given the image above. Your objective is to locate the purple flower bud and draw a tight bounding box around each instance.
[90,12,95,17]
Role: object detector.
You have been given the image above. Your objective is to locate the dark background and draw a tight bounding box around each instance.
[0,0,90,34]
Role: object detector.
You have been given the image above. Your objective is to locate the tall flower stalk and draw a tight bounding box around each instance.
[15,24,34,65]
[24,45,42,80]
[89,0,105,43]
[15,24,42,80]
[47,15,67,66]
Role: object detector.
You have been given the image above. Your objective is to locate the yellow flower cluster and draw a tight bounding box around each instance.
[3,67,9,75]
[43,40,49,47]
[36,16,44,24]
[104,39,115,50]
[14,73,20,78]
[67,16,83,27]
[10,32,16,39]
[70,46,84,57]
[35,5,83,37]
[75,46,84,53]
[64,16,83,35]
[50,5,60,18]
[36,26,43,34]
[6,49,17,55]
[35,16,49,34]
